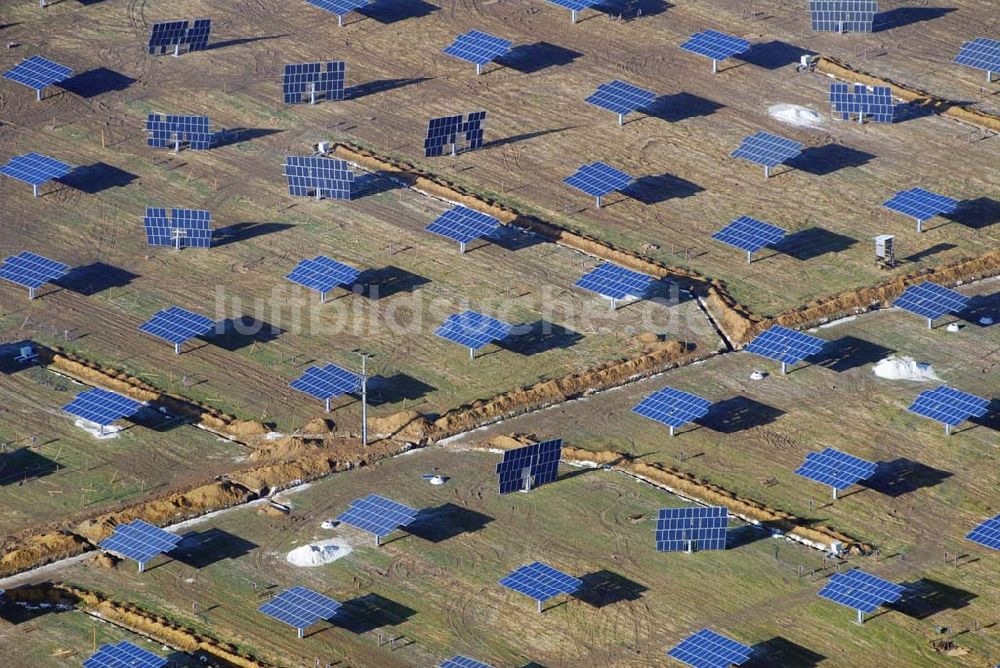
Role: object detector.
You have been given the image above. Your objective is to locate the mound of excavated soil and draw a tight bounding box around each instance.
[300,417,336,434]
[89,552,119,569]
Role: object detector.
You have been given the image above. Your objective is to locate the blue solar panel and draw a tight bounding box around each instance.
[496,439,561,494]
[633,388,712,431]
[575,262,654,301]
[439,656,495,668]
[98,519,181,565]
[258,586,342,630]
[0,251,69,289]
[3,56,73,92]
[499,561,582,602]
[143,208,212,248]
[907,386,989,428]
[967,514,1000,550]
[283,61,345,103]
[667,628,752,668]
[655,507,728,552]
[63,388,143,428]
[290,363,360,400]
[818,569,904,614]
[139,306,215,346]
[712,216,786,255]
[283,155,354,200]
[146,114,213,150]
[585,80,657,117]
[883,188,959,223]
[424,111,487,157]
[0,152,72,187]
[795,447,877,491]
[955,38,1000,75]
[808,1,877,32]
[306,0,371,17]
[564,162,633,199]
[731,132,803,169]
[147,19,211,54]
[443,30,513,67]
[84,642,167,668]
[893,282,970,322]
[745,325,825,367]
[829,83,899,123]
[286,256,360,294]
[426,206,500,244]
[680,30,751,62]
[435,311,512,350]
[336,494,419,538]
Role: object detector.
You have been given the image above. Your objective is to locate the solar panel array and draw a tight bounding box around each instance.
[305,0,371,18]
[439,657,495,668]
[829,83,898,123]
[435,310,512,350]
[443,30,513,67]
[712,216,786,254]
[336,494,419,538]
[907,386,990,428]
[731,132,803,168]
[283,61,345,104]
[818,569,904,614]
[286,256,360,294]
[585,80,657,117]
[63,388,143,427]
[808,1,877,32]
[892,282,970,322]
[883,187,959,222]
[564,162,634,198]
[667,628,752,668]
[424,111,487,157]
[146,114,213,150]
[84,642,167,668]
[426,206,500,244]
[575,262,654,301]
[143,208,212,248]
[139,306,215,345]
[680,30,751,62]
[0,251,69,289]
[967,515,1000,550]
[258,586,342,630]
[633,388,712,430]
[147,19,212,55]
[283,155,354,199]
[499,561,582,602]
[0,152,72,186]
[98,519,182,565]
[795,447,877,491]
[745,325,825,367]
[3,56,73,92]
[655,507,728,552]
[955,38,1000,75]
[496,439,562,494]
[290,363,361,400]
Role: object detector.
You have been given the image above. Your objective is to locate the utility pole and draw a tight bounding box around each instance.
[354,349,372,446]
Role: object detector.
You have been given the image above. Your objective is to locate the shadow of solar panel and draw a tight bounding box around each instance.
[893,282,970,321]
[795,447,877,490]
[633,388,712,430]
[883,187,959,221]
[307,0,371,16]
[147,19,212,54]
[143,207,212,248]
[290,363,360,400]
[818,569,904,613]
[63,388,143,427]
[712,216,786,253]
[283,155,354,199]
[0,152,72,186]
[829,83,899,122]
[424,111,487,156]
[907,386,989,427]
[575,262,653,300]
[966,514,1000,550]
[258,586,342,630]
[585,80,657,116]
[443,30,513,66]
[955,38,1000,74]
[435,310,512,350]
[655,506,728,552]
[0,251,69,289]
[680,30,751,61]
[3,56,72,91]
[98,519,181,564]
[286,256,360,294]
[667,628,752,668]
[564,162,634,197]
[499,561,582,601]
[745,325,825,365]
[139,306,215,345]
[439,656,495,668]
[145,114,213,150]
[426,206,500,243]
[731,132,803,168]
[336,494,418,537]
[808,1,877,32]
[283,61,345,103]
[496,439,562,494]
[84,642,167,668]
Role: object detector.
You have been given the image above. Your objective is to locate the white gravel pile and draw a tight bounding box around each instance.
[286,540,352,567]
[873,356,939,381]
[768,103,822,128]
